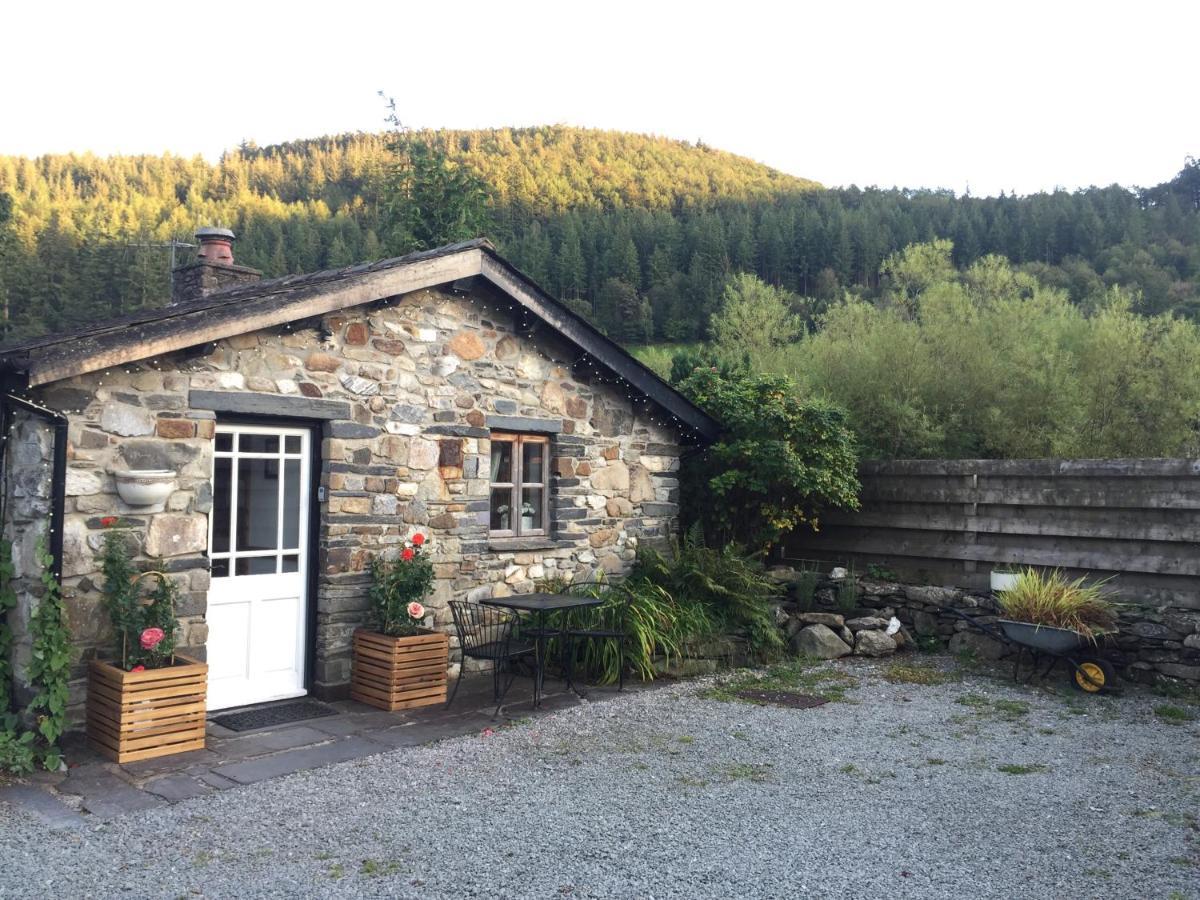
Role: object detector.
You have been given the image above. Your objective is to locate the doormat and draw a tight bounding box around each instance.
[735,689,828,709]
[211,699,339,732]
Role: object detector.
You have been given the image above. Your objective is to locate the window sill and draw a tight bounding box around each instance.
[488,536,562,552]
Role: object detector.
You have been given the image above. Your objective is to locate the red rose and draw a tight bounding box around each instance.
[139,627,165,650]
[411,533,426,547]
[100,516,118,528]
[401,548,414,562]
[130,665,145,673]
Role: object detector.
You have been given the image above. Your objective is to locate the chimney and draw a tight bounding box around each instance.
[171,227,262,304]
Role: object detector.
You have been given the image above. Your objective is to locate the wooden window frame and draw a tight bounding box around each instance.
[489,432,550,537]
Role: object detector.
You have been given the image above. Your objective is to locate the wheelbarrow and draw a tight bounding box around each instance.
[940,606,1118,693]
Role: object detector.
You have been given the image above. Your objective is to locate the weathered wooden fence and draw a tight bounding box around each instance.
[783,459,1200,611]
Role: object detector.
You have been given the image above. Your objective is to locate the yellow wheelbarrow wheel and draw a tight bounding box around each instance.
[1071,657,1115,693]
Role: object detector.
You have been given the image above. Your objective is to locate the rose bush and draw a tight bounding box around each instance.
[368,534,434,637]
[99,524,179,670]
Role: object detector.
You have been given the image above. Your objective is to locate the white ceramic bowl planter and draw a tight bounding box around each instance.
[990,570,1020,593]
[114,469,176,507]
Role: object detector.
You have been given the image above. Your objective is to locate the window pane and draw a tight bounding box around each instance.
[236,457,280,552]
[281,554,299,573]
[521,487,544,532]
[240,433,279,454]
[282,459,301,549]
[284,435,301,454]
[490,440,513,483]
[490,486,515,531]
[215,432,233,453]
[211,558,229,578]
[522,441,544,485]
[212,457,232,552]
[236,556,278,576]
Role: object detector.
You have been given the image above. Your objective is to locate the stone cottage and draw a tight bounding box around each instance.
[0,231,717,718]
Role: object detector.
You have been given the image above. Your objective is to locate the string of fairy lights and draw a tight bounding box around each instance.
[0,284,710,544]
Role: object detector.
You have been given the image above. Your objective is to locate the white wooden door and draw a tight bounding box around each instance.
[206,425,311,710]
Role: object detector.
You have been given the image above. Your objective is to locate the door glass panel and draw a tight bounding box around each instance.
[521,487,544,531]
[282,460,301,549]
[236,457,280,552]
[215,432,233,453]
[284,435,301,454]
[236,556,278,576]
[522,442,544,484]
[211,559,229,578]
[490,486,515,531]
[281,554,299,573]
[212,457,232,553]
[240,434,279,454]
[490,440,513,482]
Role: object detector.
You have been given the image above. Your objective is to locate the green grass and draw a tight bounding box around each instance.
[1154,704,1195,724]
[954,693,1030,721]
[997,763,1047,775]
[927,757,948,766]
[723,762,773,783]
[884,664,955,686]
[701,658,858,703]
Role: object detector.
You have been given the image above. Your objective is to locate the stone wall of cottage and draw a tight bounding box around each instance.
[1,409,57,708]
[18,285,687,718]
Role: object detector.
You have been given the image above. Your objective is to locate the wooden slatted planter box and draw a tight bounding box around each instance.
[351,628,449,711]
[87,655,207,764]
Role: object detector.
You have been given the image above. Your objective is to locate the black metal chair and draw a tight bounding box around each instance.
[562,583,633,693]
[446,601,535,714]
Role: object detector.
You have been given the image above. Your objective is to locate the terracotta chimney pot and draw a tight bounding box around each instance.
[196,226,236,265]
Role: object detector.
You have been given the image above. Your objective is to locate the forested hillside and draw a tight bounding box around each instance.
[0,127,1197,343]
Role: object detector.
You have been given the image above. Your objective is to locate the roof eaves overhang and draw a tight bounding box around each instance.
[479,251,720,442]
[24,249,485,388]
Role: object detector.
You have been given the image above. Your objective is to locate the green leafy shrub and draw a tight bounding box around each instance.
[633,525,784,658]
[368,533,434,636]
[997,568,1117,641]
[560,578,716,685]
[100,527,179,670]
[672,357,859,553]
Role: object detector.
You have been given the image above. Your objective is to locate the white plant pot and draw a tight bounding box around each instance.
[114,469,176,507]
[990,571,1020,593]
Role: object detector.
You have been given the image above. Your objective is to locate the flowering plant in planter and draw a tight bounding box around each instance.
[368,533,435,637]
[89,519,205,765]
[99,522,179,670]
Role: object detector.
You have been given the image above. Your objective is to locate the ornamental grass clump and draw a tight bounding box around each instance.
[99,523,179,671]
[368,533,434,636]
[997,568,1117,641]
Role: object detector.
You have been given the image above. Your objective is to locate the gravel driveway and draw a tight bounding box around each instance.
[1,657,1197,899]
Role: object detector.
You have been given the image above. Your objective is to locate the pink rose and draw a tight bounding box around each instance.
[407,601,425,620]
[139,627,165,650]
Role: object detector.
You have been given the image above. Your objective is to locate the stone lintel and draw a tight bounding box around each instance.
[189,390,351,421]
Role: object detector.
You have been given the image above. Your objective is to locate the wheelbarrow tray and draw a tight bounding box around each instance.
[997,619,1100,653]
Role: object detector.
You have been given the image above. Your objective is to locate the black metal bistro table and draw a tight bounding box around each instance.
[480,592,603,708]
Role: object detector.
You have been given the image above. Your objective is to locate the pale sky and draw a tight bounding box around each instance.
[3,0,1196,196]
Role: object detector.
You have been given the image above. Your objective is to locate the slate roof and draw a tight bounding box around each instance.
[0,238,719,441]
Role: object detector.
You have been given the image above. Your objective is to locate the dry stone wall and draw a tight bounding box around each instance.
[769,568,1200,684]
[25,284,686,718]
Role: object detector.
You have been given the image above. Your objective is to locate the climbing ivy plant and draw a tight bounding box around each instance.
[25,536,71,769]
[0,535,71,774]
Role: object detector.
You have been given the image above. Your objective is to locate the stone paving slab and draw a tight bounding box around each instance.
[210,724,336,759]
[0,784,85,829]
[142,774,214,803]
[210,736,385,785]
